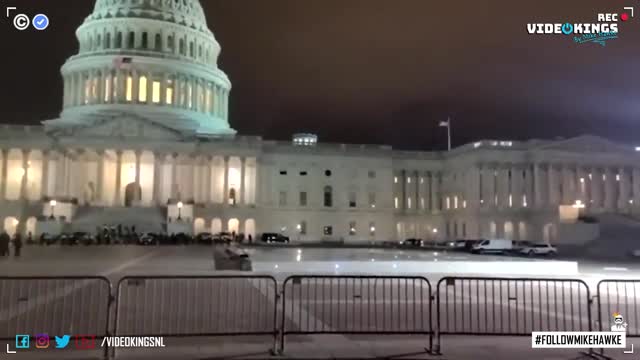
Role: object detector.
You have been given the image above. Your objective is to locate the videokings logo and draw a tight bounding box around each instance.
[526,6,634,46]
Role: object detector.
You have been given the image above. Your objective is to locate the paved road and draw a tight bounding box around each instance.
[0,245,639,359]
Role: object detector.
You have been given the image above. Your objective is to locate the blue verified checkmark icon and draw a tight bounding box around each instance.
[32,14,49,30]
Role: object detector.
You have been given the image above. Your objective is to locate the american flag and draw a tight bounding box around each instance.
[113,57,133,69]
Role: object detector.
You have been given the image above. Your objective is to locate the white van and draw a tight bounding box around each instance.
[471,239,513,254]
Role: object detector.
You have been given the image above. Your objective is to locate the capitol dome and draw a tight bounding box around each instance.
[46,0,235,137]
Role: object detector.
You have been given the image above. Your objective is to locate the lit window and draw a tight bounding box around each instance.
[205,86,212,112]
[138,76,148,102]
[166,79,174,105]
[394,197,399,209]
[394,176,398,184]
[508,194,513,207]
[420,177,424,184]
[407,177,411,184]
[588,173,593,180]
[187,83,193,108]
[349,221,356,236]
[446,197,451,209]
[369,222,376,236]
[299,221,307,235]
[616,174,621,182]
[603,174,606,181]
[579,177,585,183]
[125,75,133,102]
[104,75,112,103]
[349,192,357,208]
[420,197,425,209]
[407,198,412,209]
[453,196,458,209]
[462,200,467,208]
[152,80,161,103]
[523,195,527,207]
[368,192,376,207]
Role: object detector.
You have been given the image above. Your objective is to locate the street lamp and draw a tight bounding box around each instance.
[49,200,57,220]
[177,201,183,220]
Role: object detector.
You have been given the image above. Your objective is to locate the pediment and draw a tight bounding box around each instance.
[73,115,184,141]
[535,135,632,154]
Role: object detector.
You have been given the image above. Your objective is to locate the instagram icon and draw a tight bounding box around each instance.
[35,334,50,349]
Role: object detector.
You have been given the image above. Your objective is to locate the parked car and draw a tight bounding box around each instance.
[138,233,157,246]
[57,233,77,245]
[400,238,423,247]
[261,233,290,243]
[195,232,213,244]
[454,239,484,252]
[519,243,557,256]
[213,232,233,243]
[471,239,513,254]
[73,232,94,245]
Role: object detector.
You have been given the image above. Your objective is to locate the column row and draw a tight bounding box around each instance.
[63,69,229,119]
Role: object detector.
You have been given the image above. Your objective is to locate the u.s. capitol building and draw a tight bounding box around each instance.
[1,0,638,244]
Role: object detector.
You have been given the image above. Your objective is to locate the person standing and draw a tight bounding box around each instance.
[13,233,22,257]
[0,231,9,256]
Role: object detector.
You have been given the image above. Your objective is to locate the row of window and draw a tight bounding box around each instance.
[279,188,377,208]
[280,170,377,178]
[67,72,225,116]
[286,221,376,236]
[80,30,214,65]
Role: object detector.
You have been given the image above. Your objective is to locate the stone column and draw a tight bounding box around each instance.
[135,150,142,203]
[97,70,105,104]
[430,172,440,212]
[240,157,246,205]
[496,165,509,208]
[96,150,104,204]
[114,150,122,206]
[547,164,556,205]
[0,149,7,201]
[19,149,29,200]
[619,167,631,211]
[633,168,640,209]
[576,166,587,204]
[152,153,162,205]
[161,74,168,105]
[590,167,601,209]
[512,165,523,208]
[401,170,407,210]
[603,168,614,210]
[41,151,49,199]
[147,72,154,104]
[223,156,230,205]
[171,154,178,200]
[205,156,212,204]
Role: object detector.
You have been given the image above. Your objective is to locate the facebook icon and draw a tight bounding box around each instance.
[15,335,30,349]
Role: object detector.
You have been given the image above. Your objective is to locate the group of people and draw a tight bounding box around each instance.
[0,231,23,257]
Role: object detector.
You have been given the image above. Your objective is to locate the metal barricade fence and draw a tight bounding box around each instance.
[280,275,433,353]
[436,277,592,353]
[0,276,112,357]
[113,275,279,350]
[597,280,640,336]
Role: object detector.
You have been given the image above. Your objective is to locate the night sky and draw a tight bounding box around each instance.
[1,0,639,150]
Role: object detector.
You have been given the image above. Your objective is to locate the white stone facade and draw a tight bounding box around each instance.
[1,1,639,243]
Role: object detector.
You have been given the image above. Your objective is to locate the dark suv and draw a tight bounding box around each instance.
[261,233,290,243]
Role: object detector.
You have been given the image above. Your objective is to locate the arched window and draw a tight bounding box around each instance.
[324,186,333,207]
[167,35,175,52]
[155,33,162,51]
[88,36,93,51]
[105,32,111,49]
[127,31,135,49]
[198,45,203,59]
[141,32,148,49]
[115,32,123,48]
[96,34,102,49]
[179,39,185,55]
[189,41,194,57]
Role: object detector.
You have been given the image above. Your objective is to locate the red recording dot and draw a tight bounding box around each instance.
[621,13,629,21]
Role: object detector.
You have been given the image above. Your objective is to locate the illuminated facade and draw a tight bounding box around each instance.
[1,0,639,244]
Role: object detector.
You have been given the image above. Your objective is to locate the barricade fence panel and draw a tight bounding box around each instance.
[437,277,592,336]
[0,276,111,340]
[281,276,432,335]
[114,276,278,337]
[597,280,640,336]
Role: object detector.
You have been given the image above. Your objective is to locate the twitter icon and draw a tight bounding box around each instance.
[54,335,71,349]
